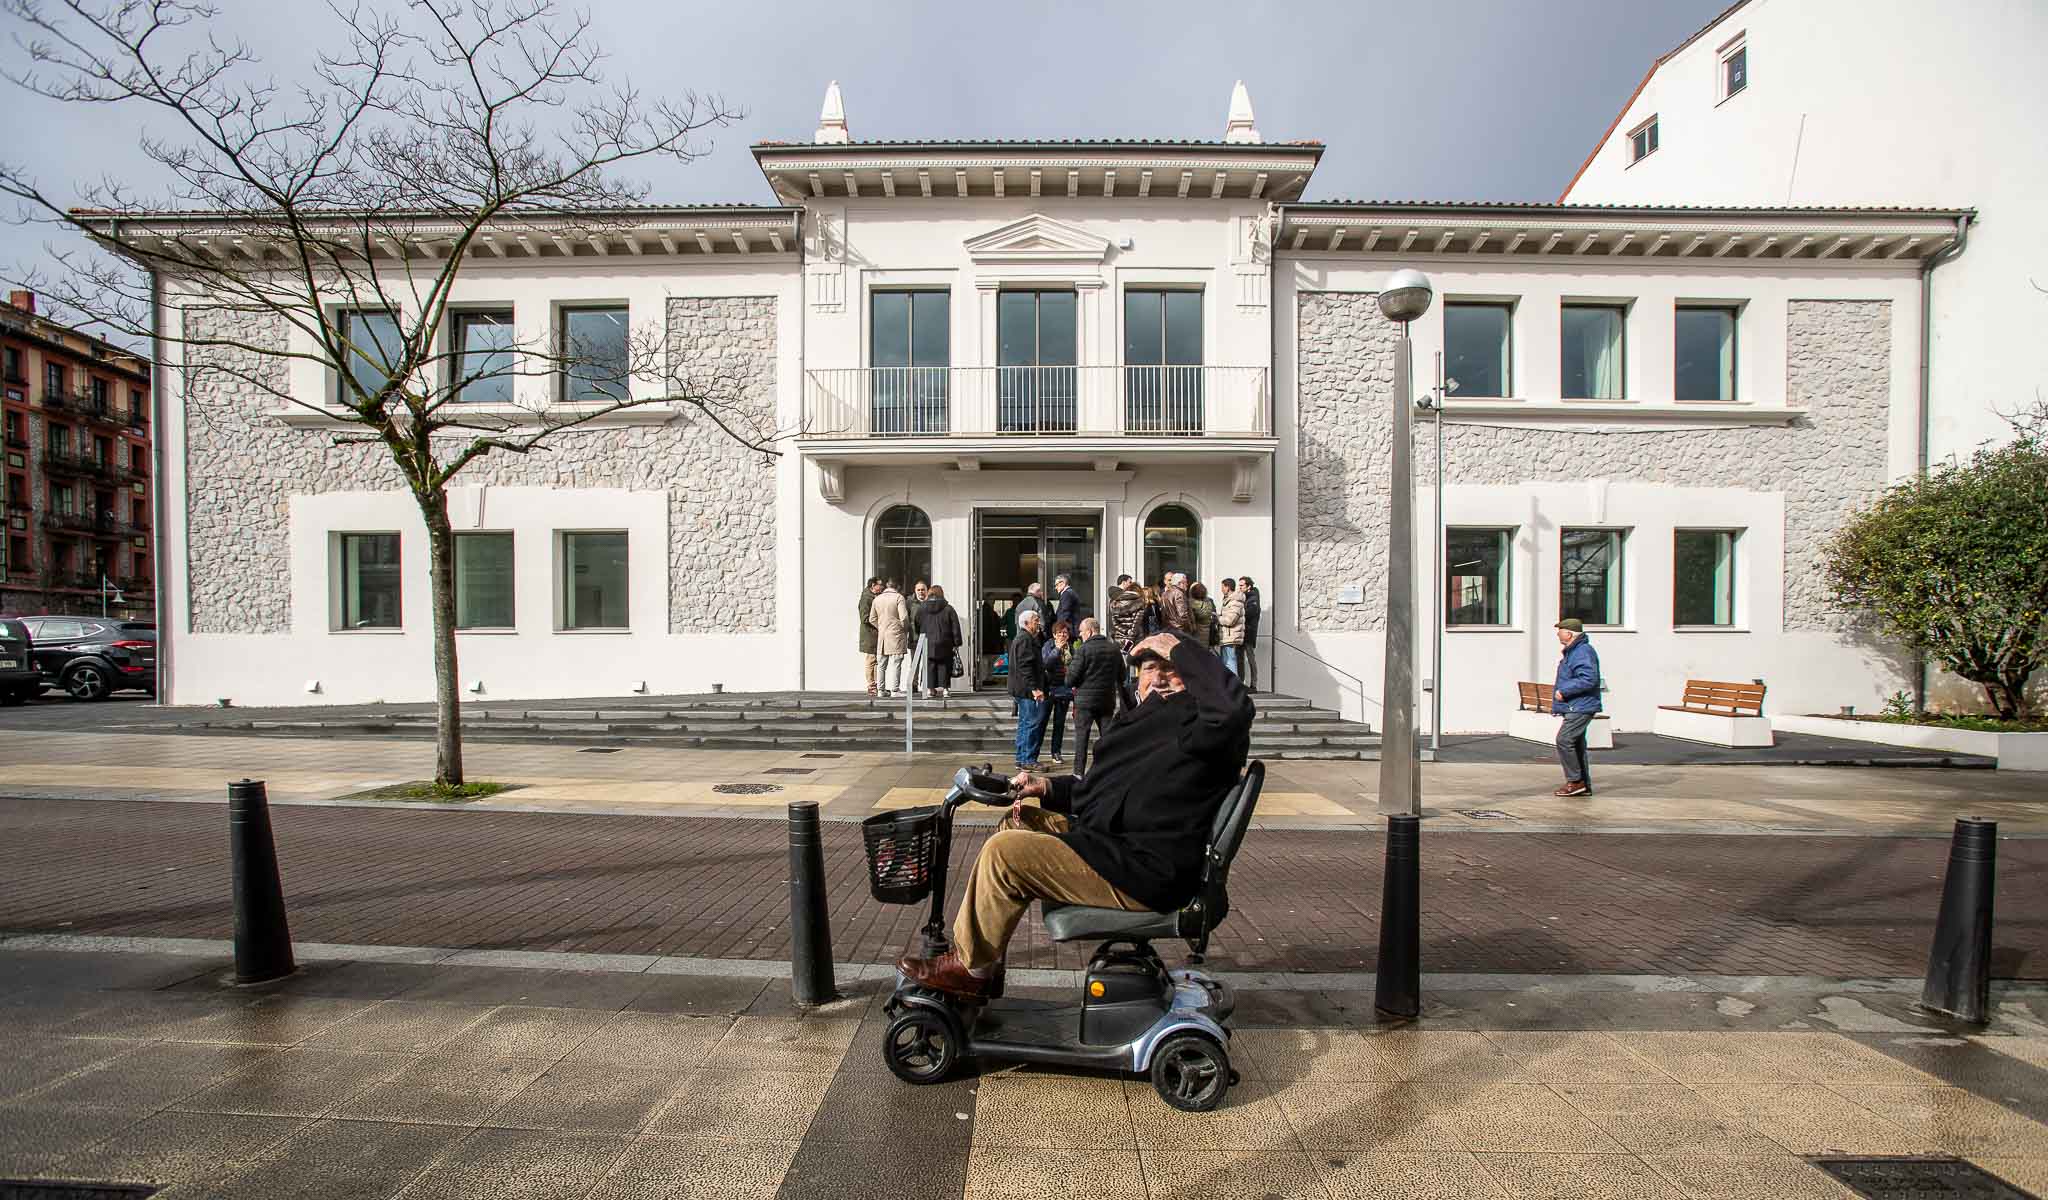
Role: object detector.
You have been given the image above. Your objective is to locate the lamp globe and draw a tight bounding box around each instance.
[1377,269,1434,324]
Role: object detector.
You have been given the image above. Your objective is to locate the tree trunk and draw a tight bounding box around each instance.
[421,494,464,786]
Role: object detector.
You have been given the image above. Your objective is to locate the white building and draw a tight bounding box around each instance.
[1560,0,2045,465]
[139,80,1980,731]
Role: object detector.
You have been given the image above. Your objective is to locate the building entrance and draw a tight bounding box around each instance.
[972,511,1100,689]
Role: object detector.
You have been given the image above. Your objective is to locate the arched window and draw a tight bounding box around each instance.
[1142,503,1200,586]
[873,504,932,591]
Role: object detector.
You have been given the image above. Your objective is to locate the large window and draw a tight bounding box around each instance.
[337,532,401,629]
[1444,302,1512,398]
[872,504,932,590]
[870,291,949,434]
[1560,304,1626,400]
[1675,529,1739,626]
[456,532,515,629]
[1142,504,1201,586]
[559,306,629,404]
[996,289,1077,432]
[338,309,402,402]
[1675,307,1738,402]
[1446,528,1512,626]
[452,311,516,404]
[559,531,628,629]
[1124,289,1203,432]
[1560,528,1626,626]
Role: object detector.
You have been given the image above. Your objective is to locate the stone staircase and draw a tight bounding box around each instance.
[221,691,1380,759]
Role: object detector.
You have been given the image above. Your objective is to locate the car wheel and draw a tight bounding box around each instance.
[65,663,112,702]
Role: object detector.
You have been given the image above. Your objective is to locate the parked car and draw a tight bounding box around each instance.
[0,618,39,705]
[12,616,157,701]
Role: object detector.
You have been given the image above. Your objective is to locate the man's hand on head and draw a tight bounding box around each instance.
[1132,633,1178,662]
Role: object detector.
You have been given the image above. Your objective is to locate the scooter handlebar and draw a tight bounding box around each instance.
[952,765,1014,806]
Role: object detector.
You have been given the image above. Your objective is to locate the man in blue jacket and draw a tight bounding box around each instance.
[1551,618,1602,797]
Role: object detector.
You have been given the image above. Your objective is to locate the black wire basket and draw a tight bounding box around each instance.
[861,805,942,905]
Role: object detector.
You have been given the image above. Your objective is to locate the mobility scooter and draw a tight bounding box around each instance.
[862,760,1266,1111]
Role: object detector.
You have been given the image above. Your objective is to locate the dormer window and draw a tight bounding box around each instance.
[1628,115,1660,165]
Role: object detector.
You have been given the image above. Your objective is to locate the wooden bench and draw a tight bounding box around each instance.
[1507,680,1613,748]
[1652,678,1773,747]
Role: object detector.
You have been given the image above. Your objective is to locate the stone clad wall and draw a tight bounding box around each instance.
[182,297,779,636]
[1294,295,1891,633]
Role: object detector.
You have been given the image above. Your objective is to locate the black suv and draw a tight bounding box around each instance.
[0,618,39,704]
[14,616,157,701]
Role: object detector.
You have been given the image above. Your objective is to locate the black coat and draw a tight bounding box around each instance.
[1042,632,1254,913]
[914,598,961,656]
[1064,634,1122,713]
[1052,587,1084,634]
[1243,587,1262,644]
[1007,629,1046,697]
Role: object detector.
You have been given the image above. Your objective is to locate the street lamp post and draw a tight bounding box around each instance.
[1376,270,1432,817]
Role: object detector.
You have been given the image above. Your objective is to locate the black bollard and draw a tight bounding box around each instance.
[1919,816,1997,1023]
[227,778,295,985]
[1374,813,1422,1019]
[787,800,838,1006]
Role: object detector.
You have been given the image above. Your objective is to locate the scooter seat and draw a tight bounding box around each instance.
[1040,902,1180,943]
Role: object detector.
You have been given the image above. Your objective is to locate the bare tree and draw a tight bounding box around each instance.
[1,0,785,785]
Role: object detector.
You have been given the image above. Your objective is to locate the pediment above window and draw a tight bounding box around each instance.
[962,214,1112,264]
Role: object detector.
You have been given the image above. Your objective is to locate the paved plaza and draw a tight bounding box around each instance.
[2,944,2047,1199]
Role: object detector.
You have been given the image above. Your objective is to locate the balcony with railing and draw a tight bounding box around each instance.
[801,365,1271,445]
[41,448,114,479]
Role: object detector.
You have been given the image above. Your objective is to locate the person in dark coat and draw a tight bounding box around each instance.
[915,585,964,699]
[857,577,882,696]
[897,630,1254,996]
[1237,575,1262,694]
[1052,573,1085,635]
[1038,620,1075,764]
[1064,617,1121,775]
[1550,618,1603,797]
[1006,610,1048,769]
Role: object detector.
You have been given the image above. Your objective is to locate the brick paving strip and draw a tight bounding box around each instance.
[2,795,2042,978]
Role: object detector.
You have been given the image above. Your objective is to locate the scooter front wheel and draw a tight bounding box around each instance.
[883,1008,962,1084]
[1150,1034,1230,1112]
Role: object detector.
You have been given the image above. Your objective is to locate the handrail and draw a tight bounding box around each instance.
[1268,634,1370,727]
[903,633,930,753]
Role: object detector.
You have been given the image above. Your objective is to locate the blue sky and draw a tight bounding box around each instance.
[1,0,1726,295]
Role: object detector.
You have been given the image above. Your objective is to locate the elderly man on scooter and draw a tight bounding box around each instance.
[896,629,1255,998]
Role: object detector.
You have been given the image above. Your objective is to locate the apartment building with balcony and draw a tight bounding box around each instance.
[130,82,1975,729]
[0,290,155,621]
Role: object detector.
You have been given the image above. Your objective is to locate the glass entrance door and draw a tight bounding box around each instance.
[972,511,1100,689]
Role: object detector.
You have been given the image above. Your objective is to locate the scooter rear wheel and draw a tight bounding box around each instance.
[883,1008,961,1084]
[1150,1034,1230,1112]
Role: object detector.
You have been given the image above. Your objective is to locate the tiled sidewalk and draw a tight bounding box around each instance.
[4,947,2047,1199]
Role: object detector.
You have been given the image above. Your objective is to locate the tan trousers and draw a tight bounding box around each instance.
[952,807,1143,970]
[863,653,877,691]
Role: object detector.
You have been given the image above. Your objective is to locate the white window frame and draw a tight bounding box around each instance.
[330,530,404,633]
[555,303,632,406]
[1559,526,1631,630]
[1442,298,1516,400]
[1444,525,1517,630]
[1718,36,1748,104]
[554,529,631,632]
[1674,527,1743,630]
[454,530,517,633]
[1558,299,1630,402]
[333,307,403,406]
[1627,114,1660,166]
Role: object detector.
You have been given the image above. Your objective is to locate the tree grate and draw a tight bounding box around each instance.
[711,782,784,795]
[576,747,624,754]
[0,1184,160,1199]
[1457,809,1516,820]
[1810,1156,2037,1199]
[801,753,843,759]
[763,767,815,775]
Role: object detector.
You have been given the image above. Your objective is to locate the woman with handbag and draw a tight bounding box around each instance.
[916,585,964,700]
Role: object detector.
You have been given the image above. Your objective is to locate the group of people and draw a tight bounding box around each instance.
[1007,570,1262,774]
[859,577,965,700]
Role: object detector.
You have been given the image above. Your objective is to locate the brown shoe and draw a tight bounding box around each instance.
[1557,782,1591,797]
[895,951,992,1000]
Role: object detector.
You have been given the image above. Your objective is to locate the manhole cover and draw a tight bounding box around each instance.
[577,747,623,754]
[801,753,843,759]
[1458,809,1516,820]
[1811,1157,2034,1198]
[0,1184,160,1199]
[764,767,815,775]
[711,783,784,796]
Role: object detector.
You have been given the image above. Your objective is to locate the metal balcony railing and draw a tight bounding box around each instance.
[801,365,1270,439]
[4,429,26,450]
[41,448,115,479]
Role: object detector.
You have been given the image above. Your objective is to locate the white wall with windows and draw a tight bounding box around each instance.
[1562,0,2041,463]
[1271,250,1927,731]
